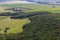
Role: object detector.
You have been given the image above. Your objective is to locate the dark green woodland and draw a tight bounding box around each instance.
[0,11,60,40]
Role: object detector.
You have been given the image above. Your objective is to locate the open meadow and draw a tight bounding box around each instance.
[0,3,60,40]
[0,17,31,34]
[0,4,60,34]
[0,4,60,13]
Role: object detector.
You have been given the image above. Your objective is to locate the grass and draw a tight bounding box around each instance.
[0,18,31,34]
[0,4,60,13]
[0,16,8,21]
[0,4,60,34]
[0,6,13,12]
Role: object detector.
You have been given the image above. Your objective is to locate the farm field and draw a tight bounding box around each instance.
[0,4,60,13]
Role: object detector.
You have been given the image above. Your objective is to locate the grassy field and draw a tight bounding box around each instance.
[0,4,60,34]
[0,17,31,34]
[0,6,13,12]
[0,4,60,13]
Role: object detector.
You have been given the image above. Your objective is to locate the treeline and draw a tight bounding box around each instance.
[0,11,60,40]
[0,11,51,19]
[11,11,51,19]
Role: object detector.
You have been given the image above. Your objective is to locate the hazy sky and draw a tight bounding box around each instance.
[40,0,60,2]
[34,0,60,2]
[0,0,60,2]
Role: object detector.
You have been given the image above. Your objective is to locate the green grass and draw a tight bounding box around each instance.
[0,18,31,34]
[0,4,60,13]
[0,16,8,21]
[0,4,60,34]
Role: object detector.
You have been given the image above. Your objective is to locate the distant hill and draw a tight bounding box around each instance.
[37,2,48,4]
[0,1,35,4]
[56,1,60,3]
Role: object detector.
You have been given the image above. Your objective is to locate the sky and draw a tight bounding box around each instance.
[36,0,59,2]
[0,0,60,2]
[34,0,60,2]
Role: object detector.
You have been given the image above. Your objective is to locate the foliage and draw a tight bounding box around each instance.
[0,11,60,40]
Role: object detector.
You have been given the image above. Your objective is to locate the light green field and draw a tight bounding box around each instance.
[0,18,31,34]
[0,4,60,13]
[0,6,13,12]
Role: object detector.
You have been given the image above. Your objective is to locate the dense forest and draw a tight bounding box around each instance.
[0,11,60,40]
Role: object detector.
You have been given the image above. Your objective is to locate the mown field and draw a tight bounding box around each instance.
[0,4,60,13]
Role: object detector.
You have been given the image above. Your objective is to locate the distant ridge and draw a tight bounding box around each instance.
[56,1,60,3]
[36,2,48,4]
[0,1,37,4]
